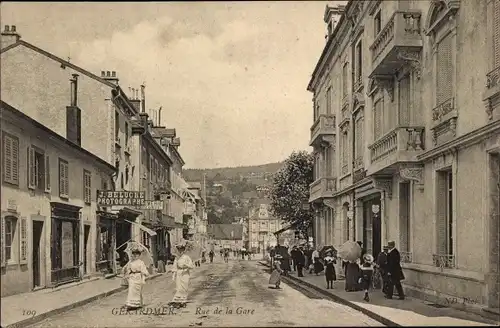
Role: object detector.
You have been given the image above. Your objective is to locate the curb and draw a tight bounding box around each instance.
[5,273,164,328]
[258,261,399,327]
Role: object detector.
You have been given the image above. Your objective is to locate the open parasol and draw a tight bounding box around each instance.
[320,245,337,257]
[338,240,362,262]
[124,241,154,268]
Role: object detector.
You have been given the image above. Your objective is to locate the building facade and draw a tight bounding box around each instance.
[248,201,283,253]
[207,224,244,251]
[308,0,500,310]
[0,102,115,296]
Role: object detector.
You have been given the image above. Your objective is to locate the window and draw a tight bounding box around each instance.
[373,99,383,140]
[399,182,411,254]
[59,159,69,198]
[341,131,348,175]
[398,75,411,125]
[436,169,454,263]
[374,11,382,35]
[3,216,17,263]
[84,170,91,204]
[28,146,50,192]
[125,122,129,147]
[2,133,19,185]
[326,87,332,115]
[314,102,320,121]
[436,33,453,105]
[494,0,500,69]
[356,41,363,84]
[314,153,321,180]
[115,111,119,141]
[355,116,364,166]
[342,63,348,98]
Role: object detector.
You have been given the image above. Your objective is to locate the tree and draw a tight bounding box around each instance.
[268,151,314,238]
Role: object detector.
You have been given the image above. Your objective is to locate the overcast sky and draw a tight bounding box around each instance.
[2,1,342,169]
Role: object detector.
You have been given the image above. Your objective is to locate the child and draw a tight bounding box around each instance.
[359,254,375,302]
[324,250,337,289]
[269,254,283,289]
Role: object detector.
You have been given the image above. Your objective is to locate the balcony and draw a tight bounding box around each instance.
[369,11,422,78]
[367,126,425,176]
[310,114,336,147]
[309,177,337,203]
[484,66,500,120]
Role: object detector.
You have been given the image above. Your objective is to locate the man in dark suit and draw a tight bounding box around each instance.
[295,247,306,277]
[386,241,405,300]
[376,246,389,294]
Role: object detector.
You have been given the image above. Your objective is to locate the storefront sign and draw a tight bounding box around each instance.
[138,200,164,210]
[97,191,146,206]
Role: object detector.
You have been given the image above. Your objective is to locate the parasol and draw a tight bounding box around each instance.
[172,239,202,261]
[338,240,362,262]
[124,241,153,268]
[320,245,337,257]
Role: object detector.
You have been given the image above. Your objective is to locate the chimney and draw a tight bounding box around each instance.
[140,84,146,113]
[100,70,119,85]
[158,107,162,126]
[1,25,21,49]
[70,74,79,107]
[129,87,141,112]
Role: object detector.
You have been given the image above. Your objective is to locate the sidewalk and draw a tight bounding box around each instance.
[259,261,498,327]
[1,273,163,328]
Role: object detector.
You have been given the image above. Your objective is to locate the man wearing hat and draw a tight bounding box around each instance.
[376,246,390,295]
[386,241,405,300]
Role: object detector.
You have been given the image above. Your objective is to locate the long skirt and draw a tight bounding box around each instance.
[345,262,362,292]
[313,258,324,274]
[325,264,336,281]
[269,270,281,285]
[172,271,190,303]
[126,276,144,308]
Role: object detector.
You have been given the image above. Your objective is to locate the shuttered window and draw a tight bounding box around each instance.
[436,170,453,256]
[59,159,69,198]
[2,133,19,185]
[342,63,348,97]
[84,170,91,204]
[373,99,383,140]
[19,217,27,264]
[494,0,500,68]
[45,155,51,192]
[326,87,332,115]
[355,117,364,165]
[436,33,453,105]
[399,182,411,253]
[0,217,4,267]
[399,75,411,125]
[342,131,348,166]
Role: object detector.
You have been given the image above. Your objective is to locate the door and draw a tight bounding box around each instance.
[83,225,90,275]
[32,221,43,289]
[363,196,382,259]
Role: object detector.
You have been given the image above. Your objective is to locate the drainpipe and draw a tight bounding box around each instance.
[351,114,356,241]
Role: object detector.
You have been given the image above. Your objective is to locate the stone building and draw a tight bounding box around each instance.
[0,101,115,296]
[247,200,283,253]
[307,0,499,311]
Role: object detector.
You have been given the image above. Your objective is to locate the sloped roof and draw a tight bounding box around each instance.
[208,224,243,240]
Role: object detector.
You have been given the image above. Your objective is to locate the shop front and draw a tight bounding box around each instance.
[50,202,81,287]
[95,211,117,275]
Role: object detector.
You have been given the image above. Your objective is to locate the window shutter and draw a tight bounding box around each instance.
[19,217,28,264]
[374,100,382,140]
[12,137,18,184]
[494,0,500,68]
[436,34,453,105]
[399,76,410,125]
[59,161,64,196]
[28,146,35,189]
[1,217,5,267]
[65,163,69,197]
[436,172,448,254]
[45,155,51,192]
[4,136,12,183]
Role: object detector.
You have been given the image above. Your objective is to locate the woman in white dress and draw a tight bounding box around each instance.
[169,242,195,308]
[124,247,149,310]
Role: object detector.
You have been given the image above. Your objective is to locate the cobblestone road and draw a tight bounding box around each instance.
[30,257,384,327]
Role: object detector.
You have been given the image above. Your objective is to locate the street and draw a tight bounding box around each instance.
[29,258,384,327]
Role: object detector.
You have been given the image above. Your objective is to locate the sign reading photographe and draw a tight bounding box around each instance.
[97,191,164,210]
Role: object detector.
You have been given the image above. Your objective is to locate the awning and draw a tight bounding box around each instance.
[124,219,157,236]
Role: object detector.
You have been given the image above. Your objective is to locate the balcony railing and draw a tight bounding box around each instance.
[486,66,500,89]
[310,114,336,147]
[369,126,424,163]
[432,254,456,271]
[432,98,455,122]
[309,177,337,202]
[370,11,422,76]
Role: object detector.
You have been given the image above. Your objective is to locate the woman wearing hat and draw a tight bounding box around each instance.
[169,241,195,308]
[269,254,284,289]
[124,247,150,310]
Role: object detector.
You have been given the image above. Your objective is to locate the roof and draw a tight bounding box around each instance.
[1,40,116,88]
[1,101,116,173]
[207,224,243,240]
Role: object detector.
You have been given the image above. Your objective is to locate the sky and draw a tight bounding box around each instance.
[2,1,342,169]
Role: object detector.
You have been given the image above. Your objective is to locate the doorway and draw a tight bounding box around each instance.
[32,221,44,289]
[83,225,90,275]
[362,195,382,259]
[488,153,500,309]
